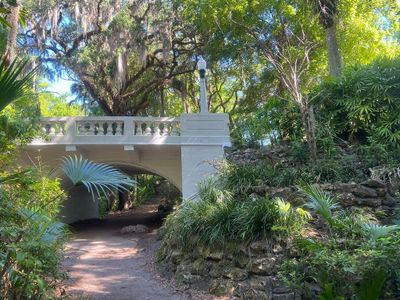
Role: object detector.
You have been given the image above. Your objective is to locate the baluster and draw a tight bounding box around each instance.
[162,122,170,136]
[77,122,83,135]
[170,121,178,136]
[144,122,152,135]
[84,122,92,135]
[49,123,56,135]
[42,123,49,134]
[103,122,110,136]
[60,122,66,135]
[135,122,143,135]
[154,122,161,136]
[115,121,123,136]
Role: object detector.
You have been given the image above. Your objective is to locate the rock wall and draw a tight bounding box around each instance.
[251,179,399,223]
[159,241,298,300]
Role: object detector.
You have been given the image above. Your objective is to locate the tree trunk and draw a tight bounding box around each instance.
[300,104,317,163]
[4,3,20,66]
[326,24,342,77]
[182,81,190,113]
[117,190,129,211]
[160,87,165,117]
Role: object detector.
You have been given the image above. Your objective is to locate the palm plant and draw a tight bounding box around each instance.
[61,155,135,198]
[299,183,339,223]
[361,223,399,240]
[0,58,36,112]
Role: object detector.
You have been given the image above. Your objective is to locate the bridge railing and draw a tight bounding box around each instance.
[41,117,180,137]
[34,114,230,146]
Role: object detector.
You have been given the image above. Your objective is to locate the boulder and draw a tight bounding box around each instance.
[356,197,382,207]
[120,224,148,234]
[249,257,279,275]
[361,179,386,188]
[272,293,296,300]
[383,194,398,206]
[352,185,378,198]
[224,267,249,281]
[336,192,357,207]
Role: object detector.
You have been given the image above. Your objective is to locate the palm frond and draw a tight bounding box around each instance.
[361,223,399,239]
[0,58,37,112]
[61,155,136,198]
[299,183,339,222]
[0,8,11,27]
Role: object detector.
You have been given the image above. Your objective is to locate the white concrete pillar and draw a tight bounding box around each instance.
[180,113,230,200]
[181,145,224,200]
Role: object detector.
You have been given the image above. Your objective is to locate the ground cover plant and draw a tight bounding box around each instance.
[279,185,400,299]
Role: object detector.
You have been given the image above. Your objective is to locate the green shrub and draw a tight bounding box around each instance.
[280,185,400,299]
[162,179,309,249]
[315,57,400,149]
[0,168,68,298]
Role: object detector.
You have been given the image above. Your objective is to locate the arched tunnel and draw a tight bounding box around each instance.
[61,163,182,227]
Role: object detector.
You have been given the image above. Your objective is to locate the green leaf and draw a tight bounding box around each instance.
[61,155,136,198]
[0,59,37,112]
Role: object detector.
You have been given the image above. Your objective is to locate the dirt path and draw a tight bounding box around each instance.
[62,205,187,300]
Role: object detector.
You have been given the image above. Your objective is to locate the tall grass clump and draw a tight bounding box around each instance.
[163,178,309,249]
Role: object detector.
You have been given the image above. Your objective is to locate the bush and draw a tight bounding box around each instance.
[162,178,309,249]
[279,185,400,299]
[315,57,400,149]
[0,167,68,298]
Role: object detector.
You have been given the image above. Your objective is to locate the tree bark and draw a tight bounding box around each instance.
[300,104,317,163]
[4,2,20,66]
[160,87,165,117]
[117,190,129,211]
[326,23,342,77]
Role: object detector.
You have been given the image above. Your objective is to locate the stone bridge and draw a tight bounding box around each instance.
[21,113,230,223]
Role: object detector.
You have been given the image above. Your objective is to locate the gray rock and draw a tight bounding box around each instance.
[250,257,279,275]
[361,179,386,188]
[336,192,357,207]
[353,185,378,198]
[207,251,224,261]
[170,250,182,263]
[273,285,292,294]
[224,267,248,281]
[383,194,398,206]
[356,197,382,207]
[272,292,296,300]
[120,224,148,234]
[250,240,269,252]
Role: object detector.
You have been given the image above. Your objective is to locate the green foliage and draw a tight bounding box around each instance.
[300,184,339,223]
[231,99,302,149]
[0,59,37,113]
[61,155,136,198]
[280,186,400,299]
[162,178,309,249]
[39,92,85,117]
[131,175,157,207]
[0,166,67,298]
[315,57,400,148]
